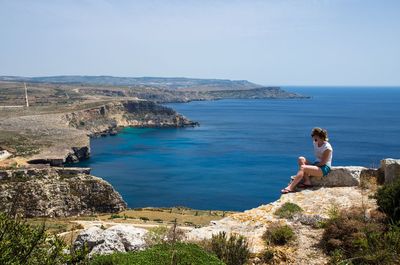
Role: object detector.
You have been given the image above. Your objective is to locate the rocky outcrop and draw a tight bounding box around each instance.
[186,186,377,263]
[0,166,126,217]
[63,100,198,137]
[19,99,197,165]
[310,166,380,187]
[0,99,197,166]
[74,224,147,256]
[380,158,400,183]
[186,162,399,264]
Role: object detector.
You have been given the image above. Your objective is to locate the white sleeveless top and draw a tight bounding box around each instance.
[313,141,333,167]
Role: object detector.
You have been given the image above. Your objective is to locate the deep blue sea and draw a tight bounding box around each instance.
[71,87,400,211]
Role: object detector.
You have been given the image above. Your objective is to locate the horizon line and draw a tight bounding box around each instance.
[0,75,399,88]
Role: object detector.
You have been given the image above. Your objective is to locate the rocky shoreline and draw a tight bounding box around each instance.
[0,99,197,167]
[0,98,200,216]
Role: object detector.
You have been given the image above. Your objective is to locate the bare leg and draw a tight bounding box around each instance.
[303,175,312,185]
[285,165,323,191]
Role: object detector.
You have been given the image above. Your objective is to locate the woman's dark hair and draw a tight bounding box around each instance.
[311,127,329,141]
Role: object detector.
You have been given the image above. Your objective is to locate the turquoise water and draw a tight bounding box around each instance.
[72,87,400,211]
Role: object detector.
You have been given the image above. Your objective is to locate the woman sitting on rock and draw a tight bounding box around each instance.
[281,127,333,194]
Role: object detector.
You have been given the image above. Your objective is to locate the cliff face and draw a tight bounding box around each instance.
[23,99,197,166]
[63,100,198,136]
[0,99,197,217]
[0,166,127,217]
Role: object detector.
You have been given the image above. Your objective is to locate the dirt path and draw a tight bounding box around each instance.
[70,220,194,231]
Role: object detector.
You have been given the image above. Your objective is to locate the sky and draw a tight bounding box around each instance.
[0,0,399,86]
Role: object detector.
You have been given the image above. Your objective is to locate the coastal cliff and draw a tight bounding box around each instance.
[0,98,197,218]
[0,99,197,166]
[0,166,127,217]
[63,100,198,136]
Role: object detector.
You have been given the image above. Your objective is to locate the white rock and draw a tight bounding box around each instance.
[0,150,11,161]
[311,166,367,187]
[381,158,400,183]
[74,226,104,250]
[74,224,148,256]
[107,224,147,251]
[90,229,126,256]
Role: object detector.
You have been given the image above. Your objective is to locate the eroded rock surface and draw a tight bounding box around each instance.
[0,166,126,217]
[63,100,198,136]
[74,224,147,256]
[0,99,197,166]
[381,158,400,183]
[311,166,372,187]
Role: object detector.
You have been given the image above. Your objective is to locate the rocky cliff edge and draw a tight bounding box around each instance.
[0,166,127,217]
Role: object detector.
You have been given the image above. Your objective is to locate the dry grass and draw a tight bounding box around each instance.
[101,207,234,227]
[25,207,235,236]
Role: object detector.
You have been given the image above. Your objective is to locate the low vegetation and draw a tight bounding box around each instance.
[202,231,250,265]
[321,179,400,264]
[89,243,224,265]
[0,212,87,265]
[375,177,400,223]
[274,202,303,219]
[262,223,295,246]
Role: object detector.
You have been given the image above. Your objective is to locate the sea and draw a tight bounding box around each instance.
[70,87,400,211]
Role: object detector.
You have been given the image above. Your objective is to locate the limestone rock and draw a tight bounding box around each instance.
[0,150,12,161]
[0,166,126,217]
[90,230,126,255]
[381,158,400,183]
[311,166,367,187]
[187,186,377,261]
[74,224,147,256]
[74,226,104,250]
[63,100,198,138]
[107,224,147,251]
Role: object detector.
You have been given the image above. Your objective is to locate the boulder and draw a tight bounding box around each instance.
[74,226,104,250]
[381,158,400,184]
[311,166,367,187]
[107,224,147,251]
[0,150,12,161]
[74,224,147,256]
[90,229,126,255]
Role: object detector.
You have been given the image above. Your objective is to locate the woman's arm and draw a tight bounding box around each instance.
[315,149,331,167]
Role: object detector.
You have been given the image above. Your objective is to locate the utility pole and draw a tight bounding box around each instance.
[24,82,29,107]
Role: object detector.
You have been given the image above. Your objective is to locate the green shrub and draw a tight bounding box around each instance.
[274,202,303,219]
[89,243,224,265]
[262,224,295,245]
[109,214,122,219]
[0,212,88,265]
[321,208,400,265]
[208,231,250,265]
[261,248,275,263]
[375,177,400,223]
[140,216,150,222]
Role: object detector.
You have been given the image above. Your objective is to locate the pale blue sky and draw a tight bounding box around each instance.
[0,0,399,86]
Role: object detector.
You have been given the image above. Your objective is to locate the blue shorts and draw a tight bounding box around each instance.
[319,165,331,176]
[313,162,331,176]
